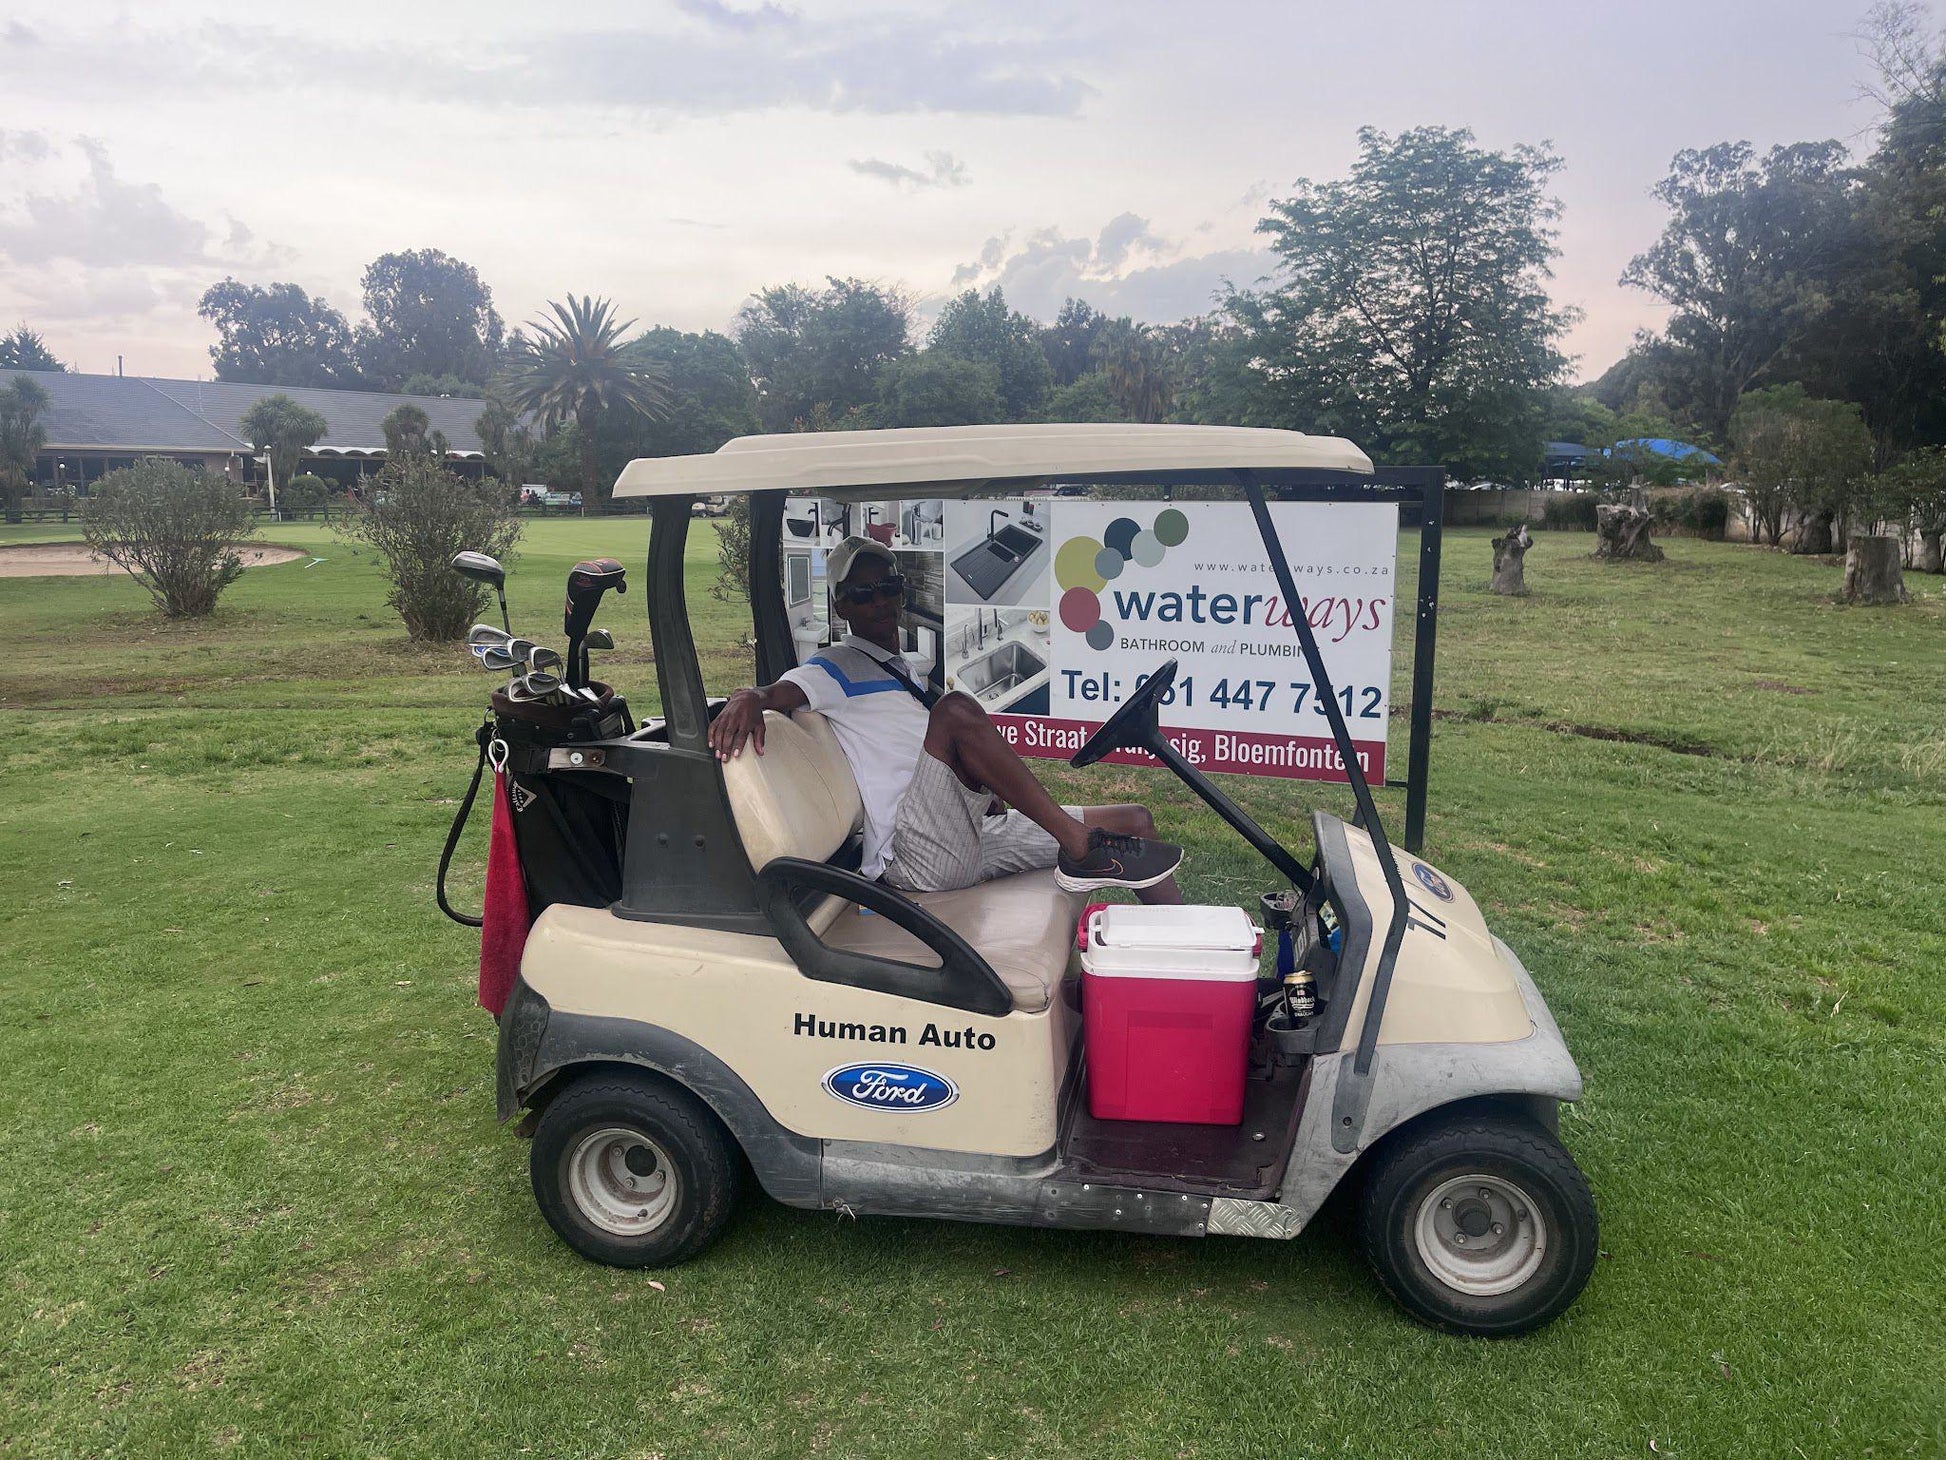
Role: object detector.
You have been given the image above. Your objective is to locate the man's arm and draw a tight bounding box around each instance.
[708,680,810,761]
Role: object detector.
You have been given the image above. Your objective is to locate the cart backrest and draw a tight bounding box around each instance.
[722,710,863,870]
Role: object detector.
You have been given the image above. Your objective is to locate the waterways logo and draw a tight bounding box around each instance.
[1055,508,1191,651]
[822,1063,960,1112]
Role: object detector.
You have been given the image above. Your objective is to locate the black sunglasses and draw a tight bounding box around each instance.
[839,575,906,606]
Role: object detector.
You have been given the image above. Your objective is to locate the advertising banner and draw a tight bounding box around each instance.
[787,496,1397,784]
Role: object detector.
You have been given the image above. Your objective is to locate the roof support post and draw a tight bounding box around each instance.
[646,495,710,753]
[748,491,795,685]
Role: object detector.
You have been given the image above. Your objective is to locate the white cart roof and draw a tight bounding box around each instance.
[612,423,1371,501]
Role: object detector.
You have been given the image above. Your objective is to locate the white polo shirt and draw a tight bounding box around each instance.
[780,634,931,878]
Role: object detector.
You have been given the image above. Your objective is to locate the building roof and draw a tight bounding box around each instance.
[14,370,488,457]
[613,423,1372,501]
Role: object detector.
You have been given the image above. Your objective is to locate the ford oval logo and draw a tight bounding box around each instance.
[1412,862,1454,901]
[822,1063,959,1112]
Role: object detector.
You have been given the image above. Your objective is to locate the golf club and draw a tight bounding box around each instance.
[527,646,565,677]
[468,623,513,648]
[451,552,511,634]
[479,646,521,673]
[562,558,627,689]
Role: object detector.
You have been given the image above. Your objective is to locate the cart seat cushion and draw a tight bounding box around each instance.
[724,709,864,870]
[819,869,1082,1014]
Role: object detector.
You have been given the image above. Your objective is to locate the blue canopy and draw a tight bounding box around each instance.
[1607,437,1722,466]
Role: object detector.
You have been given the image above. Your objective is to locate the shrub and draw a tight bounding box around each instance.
[712,493,751,602]
[340,456,521,641]
[1540,493,1599,531]
[1689,488,1730,539]
[83,459,253,617]
[282,473,331,516]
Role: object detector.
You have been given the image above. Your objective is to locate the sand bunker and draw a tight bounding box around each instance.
[0,542,308,578]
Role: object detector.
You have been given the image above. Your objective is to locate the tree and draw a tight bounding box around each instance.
[0,326,66,372]
[1041,370,1122,423]
[1621,142,1867,439]
[925,288,1052,420]
[1039,298,1110,387]
[198,280,361,387]
[381,403,434,457]
[354,249,504,390]
[1877,446,1946,572]
[339,456,522,641]
[1728,385,1874,552]
[240,395,329,515]
[0,374,51,524]
[1098,321,1175,424]
[594,328,760,474]
[83,460,253,617]
[499,295,670,512]
[734,277,911,432]
[475,391,539,491]
[1234,126,1572,482]
[868,354,1004,428]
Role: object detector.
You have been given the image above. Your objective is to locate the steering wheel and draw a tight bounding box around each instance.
[1070,659,1177,768]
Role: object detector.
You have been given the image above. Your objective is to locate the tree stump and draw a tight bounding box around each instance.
[1918,529,1944,575]
[1841,535,1909,604]
[1593,504,1664,563]
[1490,522,1531,595]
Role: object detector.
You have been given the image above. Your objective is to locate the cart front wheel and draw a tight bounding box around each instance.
[531,1072,741,1268]
[1358,1109,1597,1336]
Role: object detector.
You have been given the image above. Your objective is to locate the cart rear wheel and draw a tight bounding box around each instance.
[1358,1109,1596,1336]
[530,1072,741,1268]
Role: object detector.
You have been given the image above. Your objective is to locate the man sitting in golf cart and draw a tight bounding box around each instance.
[709,536,1184,901]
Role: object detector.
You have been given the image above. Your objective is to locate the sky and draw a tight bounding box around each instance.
[0,0,1914,385]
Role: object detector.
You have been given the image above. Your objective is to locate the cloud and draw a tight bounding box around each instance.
[0,138,220,269]
[2,12,1097,119]
[947,215,1277,324]
[0,128,51,163]
[848,150,970,190]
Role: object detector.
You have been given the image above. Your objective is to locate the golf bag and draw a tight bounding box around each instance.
[437,685,633,929]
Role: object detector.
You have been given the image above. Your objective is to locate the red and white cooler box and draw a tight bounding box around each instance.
[1079,904,1262,1126]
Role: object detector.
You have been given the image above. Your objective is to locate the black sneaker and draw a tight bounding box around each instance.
[1055,828,1185,893]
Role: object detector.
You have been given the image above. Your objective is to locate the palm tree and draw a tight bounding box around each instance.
[501,296,670,512]
[0,374,52,524]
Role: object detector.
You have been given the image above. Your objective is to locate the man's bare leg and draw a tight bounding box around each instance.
[924,692,1091,858]
[924,693,1184,904]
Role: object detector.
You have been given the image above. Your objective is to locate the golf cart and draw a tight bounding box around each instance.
[486,424,1598,1336]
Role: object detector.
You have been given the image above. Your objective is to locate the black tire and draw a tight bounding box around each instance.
[1357,1110,1597,1337]
[530,1071,742,1268]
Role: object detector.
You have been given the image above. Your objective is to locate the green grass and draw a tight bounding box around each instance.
[1,519,1942,1457]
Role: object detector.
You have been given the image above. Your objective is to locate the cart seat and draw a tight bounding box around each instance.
[819,872,1078,1014]
[723,710,1080,1014]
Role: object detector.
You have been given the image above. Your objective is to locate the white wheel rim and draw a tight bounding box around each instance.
[1413,1173,1547,1297]
[566,1126,680,1237]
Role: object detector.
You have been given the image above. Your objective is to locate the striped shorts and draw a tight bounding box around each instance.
[880,751,1081,894]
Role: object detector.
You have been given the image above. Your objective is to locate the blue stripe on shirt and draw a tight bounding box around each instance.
[808,653,903,697]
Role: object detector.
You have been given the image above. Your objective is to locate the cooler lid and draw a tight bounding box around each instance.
[1091,904,1259,952]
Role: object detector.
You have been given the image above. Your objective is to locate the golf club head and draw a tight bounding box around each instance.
[584,628,614,651]
[450,552,506,590]
[563,558,627,638]
[468,623,512,647]
[527,646,565,675]
[479,646,520,672]
[506,638,537,662]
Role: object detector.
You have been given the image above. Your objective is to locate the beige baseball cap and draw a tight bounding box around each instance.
[826,535,899,588]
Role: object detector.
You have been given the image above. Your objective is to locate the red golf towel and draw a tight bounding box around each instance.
[478,773,531,1016]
